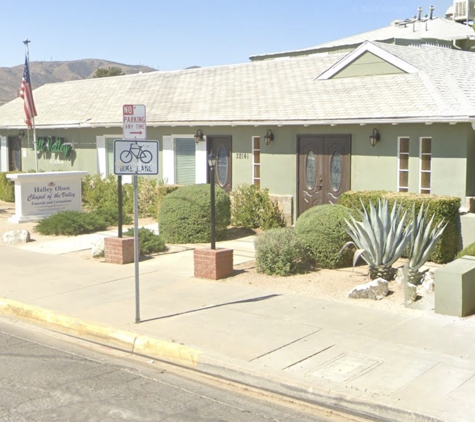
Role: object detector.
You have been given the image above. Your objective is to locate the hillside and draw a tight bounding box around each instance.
[0,59,156,105]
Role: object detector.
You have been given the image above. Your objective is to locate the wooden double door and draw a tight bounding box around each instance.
[298,135,350,216]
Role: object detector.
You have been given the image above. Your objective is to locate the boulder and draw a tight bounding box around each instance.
[2,230,30,245]
[348,278,389,300]
[91,237,105,258]
[395,267,405,288]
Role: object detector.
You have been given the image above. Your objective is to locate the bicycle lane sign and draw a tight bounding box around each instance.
[113,139,159,175]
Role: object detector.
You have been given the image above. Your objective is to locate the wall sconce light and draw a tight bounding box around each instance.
[18,130,25,139]
[369,128,380,147]
[194,129,204,144]
[264,129,274,145]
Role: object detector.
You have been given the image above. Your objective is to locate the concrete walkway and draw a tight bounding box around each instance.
[1,229,474,422]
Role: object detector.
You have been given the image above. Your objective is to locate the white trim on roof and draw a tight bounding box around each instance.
[316,41,419,80]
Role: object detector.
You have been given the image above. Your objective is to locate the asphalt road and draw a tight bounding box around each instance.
[0,318,354,422]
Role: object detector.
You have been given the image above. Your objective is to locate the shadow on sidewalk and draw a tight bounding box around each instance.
[141,294,281,323]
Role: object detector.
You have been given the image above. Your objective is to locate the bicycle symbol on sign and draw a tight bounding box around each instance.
[120,143,153,164]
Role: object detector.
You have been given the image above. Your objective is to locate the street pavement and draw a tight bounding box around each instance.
[1,227,475,422]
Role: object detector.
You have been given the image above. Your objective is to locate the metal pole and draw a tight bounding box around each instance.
[118,175,123,238]
[210,165,216,250]
[23,39,38,172]
[133,173,140,323]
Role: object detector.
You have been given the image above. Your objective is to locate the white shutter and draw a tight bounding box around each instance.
[163,136,175,184]
[196,136,207,184]
[0,137,7,172]
[96,136,106,177]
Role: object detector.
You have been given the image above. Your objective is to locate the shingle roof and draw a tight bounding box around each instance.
[1,41,475,129]
[250,18,475,61]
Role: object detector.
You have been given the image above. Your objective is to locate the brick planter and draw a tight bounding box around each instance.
[104,236,136,264]
[194,248,234,280]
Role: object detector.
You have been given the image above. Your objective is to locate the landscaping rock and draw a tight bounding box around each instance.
[2,230,30,245]
[91,237,105,258]
[395,267,405,288]
[405,282,418,303]
[421,269,435,293]
[348,278,389,300]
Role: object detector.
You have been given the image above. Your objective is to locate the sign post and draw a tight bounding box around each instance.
[115,104,159,324]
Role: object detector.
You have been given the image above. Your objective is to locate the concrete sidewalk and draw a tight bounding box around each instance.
[1,232,475,422]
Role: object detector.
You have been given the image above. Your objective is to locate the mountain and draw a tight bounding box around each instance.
[0,59,156,105]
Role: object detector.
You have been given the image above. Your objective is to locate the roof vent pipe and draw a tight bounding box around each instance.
[418,6,423,20]
[429,5,434,19]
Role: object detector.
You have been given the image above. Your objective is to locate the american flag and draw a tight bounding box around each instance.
[19,56,37,128]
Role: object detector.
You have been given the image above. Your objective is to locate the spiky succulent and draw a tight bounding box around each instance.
[341,199,413,280]
[407,204,446,285]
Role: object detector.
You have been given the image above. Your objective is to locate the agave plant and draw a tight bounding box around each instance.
[406,204,446,285]
[342,199,413,280]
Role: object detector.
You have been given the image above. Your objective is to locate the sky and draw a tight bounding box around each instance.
[2,0,456,71]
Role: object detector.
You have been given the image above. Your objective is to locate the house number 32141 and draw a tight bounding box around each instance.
[236,153,249,159]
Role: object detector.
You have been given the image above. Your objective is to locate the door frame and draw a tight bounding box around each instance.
[7,135,22,171]
[296,134,351,218]
[207,135,232,192]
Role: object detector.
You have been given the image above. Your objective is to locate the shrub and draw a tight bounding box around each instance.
[82,174,126,212]
[94,205,132,226]
[255,228,307,276]
[294,204,354,269]
[137,177,159,218]
[456,242,475,259]
[158,184,231,244]
[338,191,460,264]
[35,210,108,236]
[124,227,166,255]
[82,174,162,219]
[231,184,285,230]
[0,172,15,202]
[157,184,182,216]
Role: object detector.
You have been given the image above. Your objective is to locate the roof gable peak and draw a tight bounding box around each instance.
[316,41,419,80]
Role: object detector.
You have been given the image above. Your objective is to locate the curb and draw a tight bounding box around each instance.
[0,298,444,422]
[0,298,200,368]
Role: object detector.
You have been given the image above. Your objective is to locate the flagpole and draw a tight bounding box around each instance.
[23,39,38,172]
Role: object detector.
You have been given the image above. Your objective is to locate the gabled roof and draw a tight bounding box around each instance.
[1,42,475,129]
[250,18,475,61]
[316,41,419,80]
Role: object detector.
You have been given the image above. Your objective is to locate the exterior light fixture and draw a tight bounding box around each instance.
[369,128,380,147]
[264,129,274,145]
[18,130,25,139]
[194,129,204,144]
[208,152,217,250]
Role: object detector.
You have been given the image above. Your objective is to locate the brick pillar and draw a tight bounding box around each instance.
[194,248,234,280]
[104,236,135,264]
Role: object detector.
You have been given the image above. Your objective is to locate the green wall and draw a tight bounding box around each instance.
[2,122,471,222]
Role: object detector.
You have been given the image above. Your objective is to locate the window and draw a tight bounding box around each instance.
[420,137,431,194]
[252,136,260,186]
[175,138,196,185]
[398,137,409,192]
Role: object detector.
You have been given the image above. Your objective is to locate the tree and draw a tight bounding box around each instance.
[93,67,125,78]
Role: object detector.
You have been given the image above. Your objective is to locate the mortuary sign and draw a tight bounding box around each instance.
[6,171,87,223]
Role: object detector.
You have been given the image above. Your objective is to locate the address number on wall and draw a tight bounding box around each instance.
[236,153,250,159]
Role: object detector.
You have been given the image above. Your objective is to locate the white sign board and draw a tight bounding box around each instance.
[6,171,87,223]
[123,104,146,140]
[113,139,159,175]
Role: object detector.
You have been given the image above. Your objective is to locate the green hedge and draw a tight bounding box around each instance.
[0,172,15,202]
[158,184,231,244]
[294,204,354,269]
[338,191,461,264]
[230,184,285,230]
[255,228,307,276]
